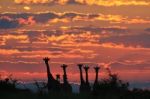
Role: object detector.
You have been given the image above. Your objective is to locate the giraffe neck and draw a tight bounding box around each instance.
[94,70,99,84]
[45,62,52,78]
[85,69,89,84]
[79,68,85,84]
[63,68,68,84]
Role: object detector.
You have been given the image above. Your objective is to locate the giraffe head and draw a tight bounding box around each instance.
[43,57,50,63]
[78,64,83,69]
[84,65,89,71]
[56,74,60,81]
[94,66,100,72]
[61,64,68,69]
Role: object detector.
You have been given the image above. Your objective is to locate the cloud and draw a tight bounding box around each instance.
[34,12,59,23]
[1,26,149,53]
[67,0,82,4]
[0,49,20,55]
[0,16,20,29]
[18,16,36,25]
[100,33,150,48]
[145,28,150,32]
[71,26,127,33]
[23,6,31,10]
[0,15,37,29]
[1,12,150,27]
[14,0,150,6]
[0,61,43,72]
[14,0,80,5]
[107,61,150,82]
[76,0,150,6]
[110,61,150,71]
[14,0,51,4]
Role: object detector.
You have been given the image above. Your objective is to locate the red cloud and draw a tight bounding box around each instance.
[18,16,36,25]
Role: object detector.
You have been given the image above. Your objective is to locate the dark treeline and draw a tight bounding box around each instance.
[0,57,150,99]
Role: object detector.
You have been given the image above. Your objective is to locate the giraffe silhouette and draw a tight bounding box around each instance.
[43,57,60,92]
[93,66,100,92]
[61,64,72,93]
[78,64,87,93]
[83,65,91,92]
[56,74,60,83]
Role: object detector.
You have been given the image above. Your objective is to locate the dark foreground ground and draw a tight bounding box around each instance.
[1,90,150,99]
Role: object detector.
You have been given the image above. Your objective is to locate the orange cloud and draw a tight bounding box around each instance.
[95,14,127,23]
[18,16,36,25]
[14,0,50,4]
[95,14,150,24]
[14,0,150,6]
[76,0,150,6]
[99,43,149,50]
[14,0,69,4]
[0,34,29,46]
[0,49,20,55]
[23,6,31,10]
[2,34,28,41]
[127,18,150,24]
[49,18,70,23]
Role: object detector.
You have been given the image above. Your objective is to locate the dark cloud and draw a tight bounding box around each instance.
[61,12,86,18]
[0,12,59,29]
[67,0,82,4]
[0,13,32,19]
[110,62,150,71]
[0,17,20,29]
[145,28,150,32]
[100,33,150,48]
[88,14,100,19]
[71,26,127,33]
[14,0,82,5]
[0,13,59,24]
[0,12,100,24]
[34,13,59,23]
[0,61,43,72]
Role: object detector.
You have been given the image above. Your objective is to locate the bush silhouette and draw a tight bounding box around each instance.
[0,74,30,94]
[93,69,129,95]
[0,75,18,92]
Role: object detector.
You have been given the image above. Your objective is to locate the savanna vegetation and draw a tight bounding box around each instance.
[0,71,150,99]
[0,58,150,99]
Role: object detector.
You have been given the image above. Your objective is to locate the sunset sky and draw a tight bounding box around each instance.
[0,0,150,85]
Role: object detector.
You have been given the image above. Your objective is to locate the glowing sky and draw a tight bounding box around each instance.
[0,0,150,85]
